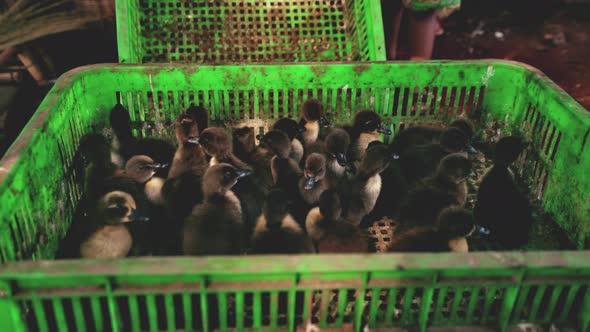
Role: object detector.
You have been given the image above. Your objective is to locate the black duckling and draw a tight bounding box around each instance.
[299,153,329,205]
[397,153,473,230]
[390,118,478,157]
[185,104,209,135]
[340,142,394,225]
[324,128,352,185]
[306,190,368,253]
[474,136,533,249]
[388,207,475,253]
[168,113,208,178]
[182,163,251,255]
[252,189,315,254]
[399,127,472,187]
[299,99,330,147]
[349,110,392,161]
[74,133,119,193]
[79,190,149,258]
[109,103,175,177]
[272,118,306,164]
[232,126,257,166]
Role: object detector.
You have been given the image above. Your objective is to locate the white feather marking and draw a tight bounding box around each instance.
[303,121,320,146]
[145,177,166,206]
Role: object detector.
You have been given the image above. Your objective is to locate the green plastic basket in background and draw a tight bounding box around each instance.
[0,61,589,331]
[115,0,386,63]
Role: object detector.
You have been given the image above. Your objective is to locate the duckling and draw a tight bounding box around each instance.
[399,127,472,187]
[324,128,351,184]
[109,103,175,177]
[397,153,473,230]
[79,191,149,258]
[306,190,368,253]
[252,189,315,254]
[388,207,475,253]
[232,126,257,166]
[185,104,209,135]
[299,99,330,147]
[74,133,119,193]
[474,136,533,249]
[182,164,250,255]
[168,114,208,178]
[198,127,264,239]
[340,143,394,225]
[299,153,329,205]
[272,118,306,164]
[390,118,478,157]
[349,110,392,161]
[124,155,168,206]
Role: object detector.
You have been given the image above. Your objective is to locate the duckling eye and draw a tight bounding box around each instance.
[223,170,234,180]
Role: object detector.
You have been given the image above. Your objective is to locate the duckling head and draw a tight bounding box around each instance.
[77,133,112,166]
[175,114,200,145]
[263,189,291,225]
[302,99,330,127]
[233,126,256,154]
[319,189,342,221]
[125,155,168,184]
[353,110,391,135]
[436,153,473,184]
[273,118,305,141]
[185,104,209,134]
[202,163,252,196]
[437,207,476,238]
[494,136,524,166]
[259,130,292,159]
[303,153,327,190]
[440,127,475,154]
[326,128,351,167]
[449,118,476,141]
[98,191,149,224]
[358,142,394,177]
[199,127,232,159]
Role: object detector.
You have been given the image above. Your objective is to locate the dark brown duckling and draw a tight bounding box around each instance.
[324,128,352,185]
[185,104,209,136]
[168,113,208,178]
[182,163,251,255]
[74,133,119,193]
[125,155,168,206]
[252,189,315,254]
[232,126,257,166]
[272,118,306,164]
[79,191,149,258]
[199,127,252,170]
[340,142,395,225]
[299,153,329,205]
[306,190,368,253]
[388,207,475,253]
[349,110,392,161]
[299,99,330,147]
[397,153,473,230]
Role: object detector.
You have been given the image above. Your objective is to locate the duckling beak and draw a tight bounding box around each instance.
[465,144,479,154]
[469,170,477,178]
[186,136,200,144]
[474,224,491,236]
[235,169,252,179]
[391,153,400,160]
[129,209,150,222]
[319,115,331,128]
[336,152,347,167]
[304,176,317,190]
[377,124,392,135]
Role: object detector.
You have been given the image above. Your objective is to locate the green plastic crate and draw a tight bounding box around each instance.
[115,0,386,63]
[0,61,589,331]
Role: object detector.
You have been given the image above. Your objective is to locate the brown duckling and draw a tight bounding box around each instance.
[80,191,149,258]
[340,142,395,225]
[306,190,368,253]
[272,118,306,164]
[397,153,473,230]
[388,207,475,253]
[168,113,208,179]
[232,126,257,166]
[252,189,315,254]
[182,164,251,255]
[125,155,168,206]
[299,153,329,205]
[199,127,252,170]
[349,110,392,161]
[299,99,330,147]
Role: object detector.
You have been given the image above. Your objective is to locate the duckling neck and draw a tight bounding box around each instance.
[206,190,242,219]
[169,144,207,178]
[448,237,469,253]
[303,121,320,145]
[357,131,381,152]
[327,157,346,176]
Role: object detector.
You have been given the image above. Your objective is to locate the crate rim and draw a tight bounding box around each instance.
[1,59,588,190]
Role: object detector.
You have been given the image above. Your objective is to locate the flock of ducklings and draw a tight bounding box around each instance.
[58,99,534,259]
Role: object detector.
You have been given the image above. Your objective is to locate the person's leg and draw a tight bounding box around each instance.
[381,0,404,60]
[406,9,437,60]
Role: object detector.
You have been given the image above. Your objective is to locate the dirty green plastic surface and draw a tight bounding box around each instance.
[0,61,589,331]
[115,0,386,63]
